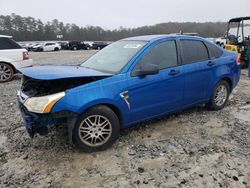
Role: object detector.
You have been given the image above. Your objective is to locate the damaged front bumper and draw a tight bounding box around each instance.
[17,91,77,138]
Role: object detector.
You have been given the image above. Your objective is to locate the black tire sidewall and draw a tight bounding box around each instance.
[208,80,229,110]
[72,105,120,152]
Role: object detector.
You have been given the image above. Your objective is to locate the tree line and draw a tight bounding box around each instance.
[0,13,227,41]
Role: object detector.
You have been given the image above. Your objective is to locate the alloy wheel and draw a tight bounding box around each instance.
[214,84,227,106]
[78,115,112,147]
[0,64,12,82]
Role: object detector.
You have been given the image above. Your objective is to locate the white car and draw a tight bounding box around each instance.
[0,35,33,82]
[31,42,61,52]
[215,37,227,48]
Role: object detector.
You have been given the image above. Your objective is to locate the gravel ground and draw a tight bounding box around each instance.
[0,51,249,188]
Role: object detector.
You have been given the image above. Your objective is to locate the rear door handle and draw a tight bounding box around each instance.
[207,61,215,66]
[169,69,180,76]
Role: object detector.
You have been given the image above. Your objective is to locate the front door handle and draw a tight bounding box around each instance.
[169,69,180,76]
[207,61,215,66]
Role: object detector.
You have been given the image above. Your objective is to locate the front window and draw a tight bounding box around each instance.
[135,40,178,70]
[81,40,147,74]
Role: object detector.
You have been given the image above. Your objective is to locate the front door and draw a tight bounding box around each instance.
[126,40,184,124]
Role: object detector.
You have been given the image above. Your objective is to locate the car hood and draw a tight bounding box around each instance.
[19,65,112,80]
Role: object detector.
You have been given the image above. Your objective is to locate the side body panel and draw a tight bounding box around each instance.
[52,36,240,128]
[0,49,33,69]
[52,74,131,125]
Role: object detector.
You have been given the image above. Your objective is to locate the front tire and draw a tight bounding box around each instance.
[208,80,229,110]
[0,63,14,82]
[72,105,120,152]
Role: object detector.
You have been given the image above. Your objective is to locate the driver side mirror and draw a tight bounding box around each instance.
[133,63,159,77]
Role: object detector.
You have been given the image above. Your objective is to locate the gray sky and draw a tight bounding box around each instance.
[0,0,249,29]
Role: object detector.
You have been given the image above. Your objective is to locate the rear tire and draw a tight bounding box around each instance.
[72,105,120,152]
[54,47,59,51]
[0,63,14,82]
[207,80,229,110]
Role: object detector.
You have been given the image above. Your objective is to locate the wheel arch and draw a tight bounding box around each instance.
[102,103,123,127]
[220,76,233,92]
[77,102,124,128]
[67,102,124,145]
[208,75,233,100]
[0,61,16,73]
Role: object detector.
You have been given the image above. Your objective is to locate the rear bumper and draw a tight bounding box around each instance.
[18,100,77,137]
[12,59,33,70]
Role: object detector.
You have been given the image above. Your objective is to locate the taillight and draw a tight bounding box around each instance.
[23,51,29,60]
[236,56,241,65]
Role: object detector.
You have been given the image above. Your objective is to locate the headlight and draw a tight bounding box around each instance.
[24,92,65,114]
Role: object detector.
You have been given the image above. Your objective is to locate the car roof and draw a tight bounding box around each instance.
[122,34,204,42]
[0,34,12,38]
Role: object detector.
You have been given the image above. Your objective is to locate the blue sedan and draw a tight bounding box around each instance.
[18,35,241,152]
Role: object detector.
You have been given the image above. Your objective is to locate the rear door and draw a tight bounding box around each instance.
[44,43,53,51]
[50,43,56,51]
[179,39,212,105]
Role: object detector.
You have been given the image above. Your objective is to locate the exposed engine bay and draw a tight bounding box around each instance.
[21,75,110,97]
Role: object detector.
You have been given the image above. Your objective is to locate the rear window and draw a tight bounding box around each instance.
[0,37,22,50]
[205,42,223,58]
[180,40,209,64]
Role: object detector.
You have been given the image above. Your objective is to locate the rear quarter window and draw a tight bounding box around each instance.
[0,37,22,50]
[180,40,209,64]
[205,42,223,58]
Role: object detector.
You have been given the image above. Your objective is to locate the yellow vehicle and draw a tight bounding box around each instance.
[224,44,240,55]
[225,17,250,68]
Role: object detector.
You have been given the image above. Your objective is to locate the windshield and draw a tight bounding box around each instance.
[81,40,147,74]
[228,27,238,36]
[228,21,250,42]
